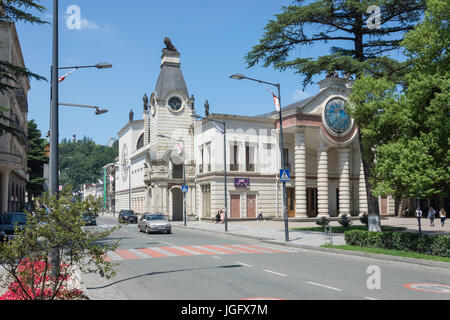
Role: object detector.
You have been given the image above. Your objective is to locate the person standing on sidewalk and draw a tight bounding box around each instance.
[416,207,423,230]
[428,207,436,227]
[439,208,447,227]
[257,206,264,221]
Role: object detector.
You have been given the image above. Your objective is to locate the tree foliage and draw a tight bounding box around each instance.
[0,189,120,300]
[0,0,47,136]
[349,0,449,199]
[27,119,48,202]
[59,137,118,191]
[246,0,425,87]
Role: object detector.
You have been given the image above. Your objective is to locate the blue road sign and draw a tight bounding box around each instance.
[280,169,290,182]
[182,185,189,193]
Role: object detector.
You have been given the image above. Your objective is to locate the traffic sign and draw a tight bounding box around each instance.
[182,185,189,193]
[280,169,290,182]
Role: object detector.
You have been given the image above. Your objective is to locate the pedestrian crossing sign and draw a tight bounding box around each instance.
[280,169,290,182]
[182,185,189,193]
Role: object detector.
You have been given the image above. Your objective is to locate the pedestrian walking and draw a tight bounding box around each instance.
[215,210,221,224]
[439,208,447,227]
[257,206,264,221]
[220,209,225,224]
[428,207,436,227]
[416,207,422,230]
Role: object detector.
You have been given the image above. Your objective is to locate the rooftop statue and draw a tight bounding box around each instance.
[163,37,178,52]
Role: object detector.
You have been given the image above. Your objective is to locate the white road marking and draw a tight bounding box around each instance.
[160,240,176,246]
[107,251,124,261]
[364,297,378,300]
[191,245,228,255]
[148,247,178,257]
[173,246,203,255]
[264,270,287,277]
[306,281,342,292]
[236,262,253,268]
[212,256,223,260]
[128,248,151,259]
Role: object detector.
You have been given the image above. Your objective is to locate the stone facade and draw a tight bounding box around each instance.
[0,22,30,214]
[113,47,372,220]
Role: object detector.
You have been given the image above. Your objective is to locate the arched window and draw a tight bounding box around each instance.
[136,133,144,151]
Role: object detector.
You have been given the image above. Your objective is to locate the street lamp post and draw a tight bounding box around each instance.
[158,135,187,227]
[191,114,228,232]
[50,0,112,278]
[229,74,289,242]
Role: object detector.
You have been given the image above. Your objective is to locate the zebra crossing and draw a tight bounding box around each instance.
[104,243,294,261]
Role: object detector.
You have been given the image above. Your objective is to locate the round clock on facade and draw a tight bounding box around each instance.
[324,98,352,135]
[121,144,129,182]
[168,96,183,112]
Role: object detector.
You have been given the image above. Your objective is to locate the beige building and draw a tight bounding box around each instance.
[0,22,30,214]
[114,45,375,220]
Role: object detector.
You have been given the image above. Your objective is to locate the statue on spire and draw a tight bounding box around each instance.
[163,37,178,52]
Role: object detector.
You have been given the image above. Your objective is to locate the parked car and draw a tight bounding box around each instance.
[118,210,138,224]
[82,211,97,226]
[138,213,171,234]
[0,212,28,236]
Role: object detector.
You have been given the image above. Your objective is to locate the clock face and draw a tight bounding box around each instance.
[324,98,352,134]
[121,144,129,182]
[168,96,183,112]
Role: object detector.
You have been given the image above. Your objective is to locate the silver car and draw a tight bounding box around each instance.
[138,213,172,234]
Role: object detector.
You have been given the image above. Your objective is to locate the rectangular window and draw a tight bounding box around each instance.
[246,144,255,172]
[230,143,239,171]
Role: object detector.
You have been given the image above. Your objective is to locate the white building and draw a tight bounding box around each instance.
[0,22,30,214]
[114,43,380,220]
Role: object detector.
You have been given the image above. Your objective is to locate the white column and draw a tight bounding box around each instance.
[294,131,307,217]
[317,142,329,217]
[0,170,10,214]
[358,155,369,215]
[338,148,351,216]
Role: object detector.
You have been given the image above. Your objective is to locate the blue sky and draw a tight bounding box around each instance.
[14,0,398,145]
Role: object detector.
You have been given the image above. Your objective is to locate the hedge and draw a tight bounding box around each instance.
[344,230,450,258]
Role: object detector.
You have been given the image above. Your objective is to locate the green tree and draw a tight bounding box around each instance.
[246,0,427,216]
[0,0,47,136]
[27,120,48,204]
[59,137,118,191]
[0,189,120,300]
[246,0,425,87]
[349,0,449,202]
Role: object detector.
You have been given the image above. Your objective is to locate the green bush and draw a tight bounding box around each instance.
[316,217,330,230]
[344,230,450,258]
[338,214,352,229]
[360,213,368,226]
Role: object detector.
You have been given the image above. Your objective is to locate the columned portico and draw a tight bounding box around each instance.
[294,131,307,217]
[317,142,329,217]
[338,148,351,216]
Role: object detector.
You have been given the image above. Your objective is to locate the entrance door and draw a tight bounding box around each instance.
[286,188,296,218]
[230,194,241,218]
[307,188,318,217]
[172,188,183,221]
[202,185,211,218]
[246,194,256,218]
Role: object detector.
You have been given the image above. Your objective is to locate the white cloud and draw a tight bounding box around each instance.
[293,89,312,101]
[80,18,99,30]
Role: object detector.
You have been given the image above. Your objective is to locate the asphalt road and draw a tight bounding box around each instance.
[80,215,450,300]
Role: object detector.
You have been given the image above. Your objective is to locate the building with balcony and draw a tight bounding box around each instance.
[0,22,30,214]
[113,42,384,221]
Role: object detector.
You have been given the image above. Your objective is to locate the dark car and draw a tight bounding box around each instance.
[82,212,97,226]
[0,212,28,241]
[118,210,138,224]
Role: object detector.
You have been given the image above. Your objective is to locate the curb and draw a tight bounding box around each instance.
[173,224,450,271]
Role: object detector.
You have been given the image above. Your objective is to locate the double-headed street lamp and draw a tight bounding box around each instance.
[191,113,228,232]
[50,0,112,278]
[158,134,187,227]
[229,73,289,242]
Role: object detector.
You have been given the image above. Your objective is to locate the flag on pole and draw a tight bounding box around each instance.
[260,83,280,111]
[59,68,77,83]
